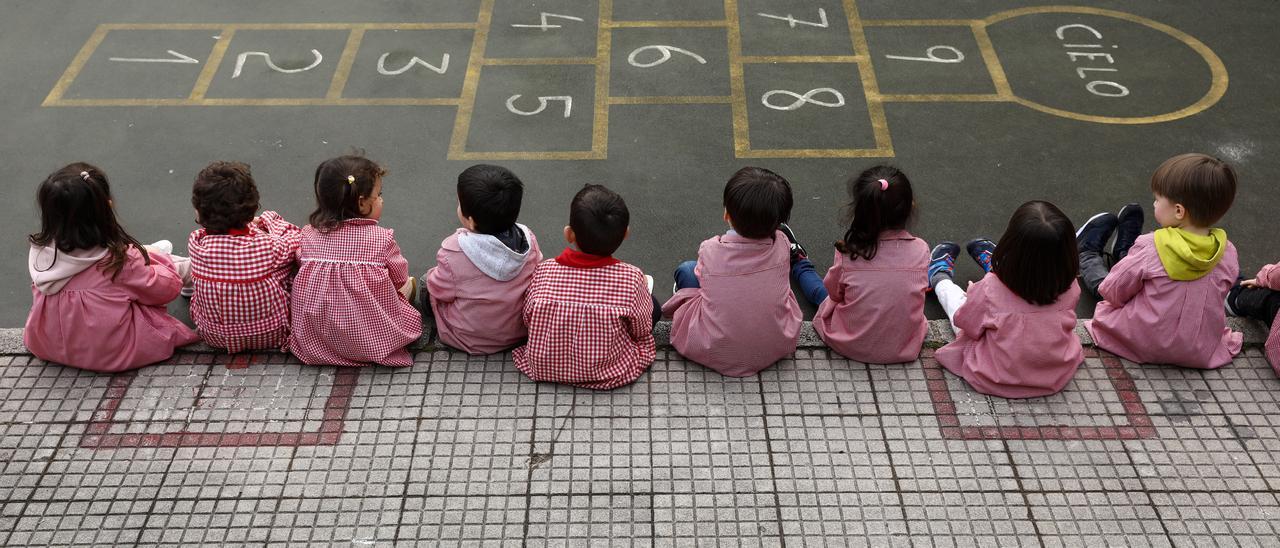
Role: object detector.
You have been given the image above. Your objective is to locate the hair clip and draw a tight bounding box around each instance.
[346,175,356,185]
[878,178,889,191]
[79,171,91,181]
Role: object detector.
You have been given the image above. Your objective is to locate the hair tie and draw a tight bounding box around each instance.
[79,171,91,181]
[346,175,355,185]
[878,178,889,191]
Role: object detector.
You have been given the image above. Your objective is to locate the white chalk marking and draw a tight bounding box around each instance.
[761,88,845,111]
[885,45,964,64]
[232,49,323,78]
[108,50,200,64]
[627,45,707,68]
[505,94,573,117]
[1086,80,1129,97]
[377,52,449,75]
[511,13,584,31]
[757,8,828,28]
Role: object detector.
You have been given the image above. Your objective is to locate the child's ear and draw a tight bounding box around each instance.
[723,209,731,225]
[1173,203,1187,221]
[623,226,631,241]
[563,225,575,245]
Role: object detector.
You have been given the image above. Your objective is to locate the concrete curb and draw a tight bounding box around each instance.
[0,317,1268,356]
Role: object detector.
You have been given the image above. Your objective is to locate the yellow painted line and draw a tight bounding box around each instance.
[724,0,749,156]
[447,0,495,160]
[482,57,597,66]
[99,22,476,31]
[740,55,865,64]
[609,95,732,105]
[43,25,110,106]
[49,97,463,107]
[862,19,979,27]
[327,28,365,99]
[877,93,1009,102]
[592,0,613,158]
[188,28,235,101]
[450,151,602,161]
[737,148,892,159]
[970,23,1013,99]
[845,0,893,154]
[982,5,1228,124]
[608,20,729,28]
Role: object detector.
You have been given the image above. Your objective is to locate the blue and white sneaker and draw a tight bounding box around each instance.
[1113,203,1144,261]
[778,223,808,262]
[928,242,960,291]
[965,238,996,274]
[1075,212,1118,255]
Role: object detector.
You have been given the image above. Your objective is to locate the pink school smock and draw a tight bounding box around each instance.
[289,219,423,367]
[426,225,542,355]
[813,230,930,364]
[1085,234,1241,369]
[25,245,200,373]
[1249,262,1280,374]
[661,230,802,377]
[935,273,1083,399]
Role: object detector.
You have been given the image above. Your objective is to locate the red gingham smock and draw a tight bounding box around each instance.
[188,211,301,353]
[513,248,656,390]
[289,218,422,367]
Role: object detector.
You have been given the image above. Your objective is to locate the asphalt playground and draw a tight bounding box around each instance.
[2,0,1278,325]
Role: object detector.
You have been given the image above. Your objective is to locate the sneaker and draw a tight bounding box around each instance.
[1112,203,1144,261]
[1075,212,1118,255]
[148,239,173,255]
[778,223,807,262]
[965,238,996,274]
[180,286,194,299]
[928,242,960,290]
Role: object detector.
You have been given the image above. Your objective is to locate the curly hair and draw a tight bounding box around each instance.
[192,161,260,233]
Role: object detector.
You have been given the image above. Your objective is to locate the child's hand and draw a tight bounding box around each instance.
[1241,278,1258,288]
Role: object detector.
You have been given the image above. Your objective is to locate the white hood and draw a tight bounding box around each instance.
[29,244,108,295]
[457,224,533,282]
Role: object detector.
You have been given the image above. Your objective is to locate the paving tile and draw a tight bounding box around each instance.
[759,350,878,416]
[767,415,894,493]
[649,350,765,417]
[900,491,1038,546]
[1027,491,1170,547]
[652,492,781,545]
[526,494,653,545]
[1006,440,1143,491]
[398,495,525,544]
[1150,491,1280,547]
[881,414,1019,492]
[776,491,909,545]
[406,416,533,497]
[528,415,653,495]
[421,351,538,419]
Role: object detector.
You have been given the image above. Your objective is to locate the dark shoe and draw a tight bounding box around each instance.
[1076,212,1119,255]
[778,223,807,262]
[1227,278,1271,319]
[965,238,996,274]
[928,242,960,290]
[1112,203,1144,261]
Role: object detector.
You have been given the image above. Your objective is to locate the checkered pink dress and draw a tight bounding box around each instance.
[513,249,656,390]
[188,211,301,353]
[1255,263,1280,375]
[289,219,422,367]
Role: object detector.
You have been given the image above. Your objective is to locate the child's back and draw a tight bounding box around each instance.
[663,230,800,376]
[27,246,200,372]
[428,225,541,354]
[814,230,929,364]
[1086,233,1241,368]
[291,220,422,366]
[936,273,1082,397]
[515,252,654,389]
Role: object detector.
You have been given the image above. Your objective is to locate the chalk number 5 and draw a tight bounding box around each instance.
[506,95,573,118]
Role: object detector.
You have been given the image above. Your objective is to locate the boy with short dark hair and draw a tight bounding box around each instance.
[1081,153,1242,369]
[425,164,542,354]
[188,161,301,353]
[513,184,657,389]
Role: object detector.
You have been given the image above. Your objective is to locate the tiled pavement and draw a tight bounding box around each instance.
[1,324,1279,546]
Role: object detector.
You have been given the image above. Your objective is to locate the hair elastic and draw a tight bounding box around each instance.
[80,171,91,181]
[346,175,355,185]
[878,178,889,191]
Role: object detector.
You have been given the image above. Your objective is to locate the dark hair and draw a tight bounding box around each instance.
[990,201,1079,306]
[29,162,149,279]
[308,154,386,232]
[457,164,524,234]
[1149,153,1237,226]
[192,161,259,233]
[723,167,793,239]
[834,165,915,260]
[569,184,629,256]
